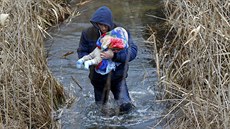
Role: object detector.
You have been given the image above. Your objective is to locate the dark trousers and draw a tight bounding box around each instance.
[90,76,131,106]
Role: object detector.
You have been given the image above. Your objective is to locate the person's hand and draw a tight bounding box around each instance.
[100,49,114,59]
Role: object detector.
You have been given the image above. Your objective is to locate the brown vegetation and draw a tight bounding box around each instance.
[0,0,72,128]
[148,0,230,128]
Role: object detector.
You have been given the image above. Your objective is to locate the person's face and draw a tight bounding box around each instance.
[97,23,109,34]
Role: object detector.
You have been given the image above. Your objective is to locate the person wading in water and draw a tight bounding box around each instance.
[77,6,138,114]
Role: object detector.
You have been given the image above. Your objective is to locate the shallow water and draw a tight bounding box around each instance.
[45,0,167,128]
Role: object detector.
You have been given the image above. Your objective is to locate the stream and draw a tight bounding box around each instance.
[45,0,167,128]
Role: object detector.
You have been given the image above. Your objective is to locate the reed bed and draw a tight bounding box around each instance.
[0,0,72,128]
[148,0,230,128]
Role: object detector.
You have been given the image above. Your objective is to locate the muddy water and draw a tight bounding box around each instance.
[45,0,166,128]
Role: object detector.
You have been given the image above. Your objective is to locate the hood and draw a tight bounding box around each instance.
[90,6,114,30]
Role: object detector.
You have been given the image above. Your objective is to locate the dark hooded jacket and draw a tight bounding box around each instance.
[77,6,138,81]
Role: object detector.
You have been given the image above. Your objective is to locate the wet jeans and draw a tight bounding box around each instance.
[90,76,132,107]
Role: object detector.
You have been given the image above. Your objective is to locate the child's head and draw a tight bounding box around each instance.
[100,35,113,50]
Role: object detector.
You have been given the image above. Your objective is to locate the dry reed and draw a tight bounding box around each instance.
[148,0,230,128]
[0,0,72,128]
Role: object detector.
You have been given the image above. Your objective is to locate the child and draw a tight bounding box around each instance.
[76,27,128,75]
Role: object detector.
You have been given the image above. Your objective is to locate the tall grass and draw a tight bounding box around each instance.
[148,0,229,128]
[0,0,71,128]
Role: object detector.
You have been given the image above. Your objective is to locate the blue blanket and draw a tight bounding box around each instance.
[95,27,128,75]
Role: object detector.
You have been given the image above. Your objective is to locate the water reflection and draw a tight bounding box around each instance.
[45,0,167,129]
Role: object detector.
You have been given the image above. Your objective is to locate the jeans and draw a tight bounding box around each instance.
[90,76,132,107]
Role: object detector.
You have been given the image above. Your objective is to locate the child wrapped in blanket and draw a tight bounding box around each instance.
[76,27,128,75]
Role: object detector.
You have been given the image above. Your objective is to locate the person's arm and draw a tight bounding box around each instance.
[77,31,90,58]
[112,31,137,63]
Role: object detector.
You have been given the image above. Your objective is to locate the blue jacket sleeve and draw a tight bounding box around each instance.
[112,31,137,62]
[77,31,90,58]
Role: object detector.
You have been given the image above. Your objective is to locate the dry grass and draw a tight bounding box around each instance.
[0,0,72,128]
[148,0,230,128]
